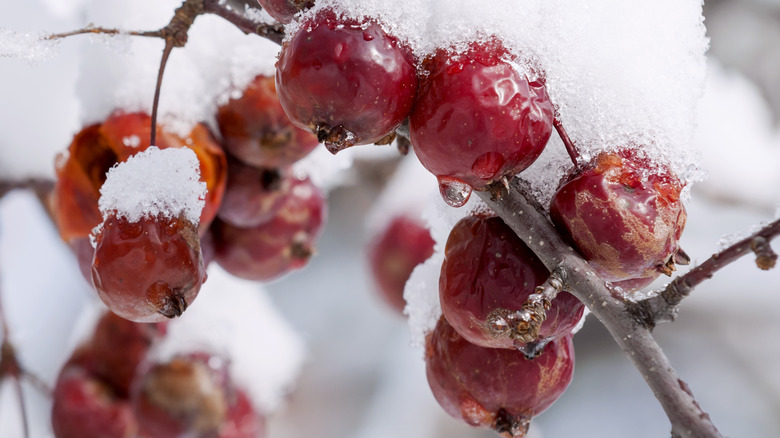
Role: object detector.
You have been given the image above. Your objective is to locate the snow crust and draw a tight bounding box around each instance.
[0,28,59,63]
[97,146,206,224]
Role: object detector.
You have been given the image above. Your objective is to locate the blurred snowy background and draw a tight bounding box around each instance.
[1,0,779,437]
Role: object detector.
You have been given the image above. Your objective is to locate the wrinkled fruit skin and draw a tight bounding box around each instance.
[54,111,226,241]
[368,215,435,314]
[132,354,231,438]
[549,150,686,285]
[214,175,326,281]
[440,215,584,349]
[410,40,554,191]
[275,9,418,152]
[216,75,319,168]
[217,159,292,228]
[91,311,167,397]
[256,0,313,24]
[51,349,139,438]
[426,317,574,437]
[92,214,206,323]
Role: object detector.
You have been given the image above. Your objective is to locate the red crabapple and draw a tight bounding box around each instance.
[439,215,584,349]
[51,348,139,438]
[53,111,226,241]
[549,150,687,287]
[218,390,266,438]
[217,158,292,228]
[368,215,435,314]
[410,39,554,207]
[213,175,326,281]
[216,75,319,168]
[275,9,418,153]
[257,0,313,24]
[426,317,574,438]
[92,214,206,322]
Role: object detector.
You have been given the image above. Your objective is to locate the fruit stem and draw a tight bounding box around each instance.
[202,0,285,45]
[553,118,579,167]
[150,40,174,147]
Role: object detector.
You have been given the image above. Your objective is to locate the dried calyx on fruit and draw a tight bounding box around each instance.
[426,317,574,438]
[91,147,208,322]
[440,214,584,351]
[216,75,319,169]
[275,8,418,153]
[549,149,688,296]
[410,39,554,207]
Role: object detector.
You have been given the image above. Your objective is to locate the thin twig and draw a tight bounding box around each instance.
[203,0,285,45]
[553,118,579,167]
[11,376,29,438]
[630,218,780,327]
[47,26,161,40]
[478,178,723,438]
[0,179,54,200]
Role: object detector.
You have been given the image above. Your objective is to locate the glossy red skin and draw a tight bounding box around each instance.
[368,215,435,314]
[218,390,266,438]
[275,10,418,151]
[425,317,574,435]
[54,111,227,241]
[217,159,292,228]
[440,215,584,349]
[71,237,96,286]
[216,75,318,168]
[549,150,686,283]
[52,349,139,438]
[133,354,231,438]
[410,40,554,191]
[92,214,206,323]
[214,176,326,281]
[257,0,313,24]
[91,311,167,398]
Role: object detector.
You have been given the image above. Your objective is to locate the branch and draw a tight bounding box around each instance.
[477,178,723,438]
[630,218,780,327]
[203,0,285,45]
[0,179,54,200]
[47,26,161,40]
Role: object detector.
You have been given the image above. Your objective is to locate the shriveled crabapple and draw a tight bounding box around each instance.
[368,214,435,314]
[439,214,584,350]
[409,39,555,207]
[51,348,139,438]
[549,149,688,290]
[257,0,313,24]
[275,9,418,153]
[213,174,326,281]
[217,158,292,228]
[92,214,207,322]
[53,111,226,240]
[216,75,319,168]
[425,317,574,438]
[91,311,167,397]
[132,353,232,437]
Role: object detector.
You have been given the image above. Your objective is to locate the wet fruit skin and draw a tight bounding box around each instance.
[51,348,139,438]
[91,214,206,323]
[54,111,227,241]
[440,215,584,349]
[410,39,554,191]
[425,317,574,438]
[275,9,418,152]
[216,75,319,169]
[217,158,292,228]
[213,175,326,281]
[256,0,313,24]
[91,312,167,398]
[368,215,435,314]
[549,150,687,284]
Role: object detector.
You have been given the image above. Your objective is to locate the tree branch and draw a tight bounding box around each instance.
[203,0,285,45]
[630,218,780,327]
[477,178,723,438]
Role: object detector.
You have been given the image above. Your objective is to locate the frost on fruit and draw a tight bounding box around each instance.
[97,146,206,225]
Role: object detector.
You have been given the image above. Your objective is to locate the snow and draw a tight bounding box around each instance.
[0,28,59,63]
[97,146,206,224]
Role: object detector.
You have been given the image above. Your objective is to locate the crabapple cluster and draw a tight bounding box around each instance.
[52,73,327,322]
[270,4,689,436]
[51,312,265,438]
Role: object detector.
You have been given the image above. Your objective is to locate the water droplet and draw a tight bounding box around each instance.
[437,176,472,208]
[362,32,374,41]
